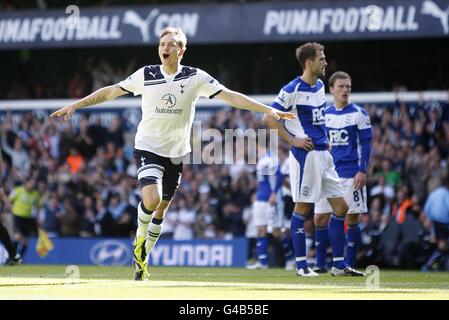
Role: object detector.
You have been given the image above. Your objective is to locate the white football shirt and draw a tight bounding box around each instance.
[119,64,224,158]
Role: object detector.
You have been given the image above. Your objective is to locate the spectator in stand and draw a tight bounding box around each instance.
[1,126,30,179]
[79,195,96,237]
[66,148,85,174]
[222,202,245,238]
[377,159,401,188]
[87,115,108,150]
[94,196,115,236]
[391,184,413,225]
[59,198,79,237]
[173,197,196,241]
[424,147,448,194]
[107,192,127,221]
[57,120,76,162]
[106,116,125,148]
[75,115,96,159]
[38,192,63,237]
[195,202,217,239]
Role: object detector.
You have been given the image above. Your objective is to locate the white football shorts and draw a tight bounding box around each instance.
[315,178,368,214]
[289,149,343,203]
[253,201,281,228]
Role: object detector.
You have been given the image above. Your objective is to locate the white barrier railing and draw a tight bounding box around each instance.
[0,91,447,111]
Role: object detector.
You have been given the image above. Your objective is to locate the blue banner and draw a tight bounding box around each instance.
[0,0,448,49]
[22,238,248,267]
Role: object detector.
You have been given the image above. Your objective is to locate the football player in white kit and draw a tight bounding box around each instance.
[263,43,363,277]
[50,27,295,280]
[313,71,371,275]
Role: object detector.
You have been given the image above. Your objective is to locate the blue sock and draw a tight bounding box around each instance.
[256,236,268,266]
[329,214,346,269]
[291,212,307,269]
[280,235,294,261]
[315,226,329,269]
[345,223,361,268]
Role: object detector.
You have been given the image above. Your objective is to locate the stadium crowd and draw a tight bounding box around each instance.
[1,92,448,269]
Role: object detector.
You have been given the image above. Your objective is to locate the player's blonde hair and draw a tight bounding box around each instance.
[160,27,187,49]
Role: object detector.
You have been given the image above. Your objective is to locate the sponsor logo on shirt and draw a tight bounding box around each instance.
[328,129,349,145]
[312,106,326,125]
[155,93,183,115]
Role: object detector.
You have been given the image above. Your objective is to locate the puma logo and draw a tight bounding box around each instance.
[422,0,449,34]
[122,9,160,42]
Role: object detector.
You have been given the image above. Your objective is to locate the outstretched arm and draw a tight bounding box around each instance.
[50,84,128,120]
[215,88,295,120]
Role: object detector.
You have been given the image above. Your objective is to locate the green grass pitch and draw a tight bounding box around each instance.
[0,265,448,299]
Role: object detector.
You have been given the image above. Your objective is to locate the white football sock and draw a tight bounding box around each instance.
[136,202,153,238]
[145,219,163,259]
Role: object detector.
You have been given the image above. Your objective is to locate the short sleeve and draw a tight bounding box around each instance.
[196,69,225,99]
[272,88,293,111]
[118,67,144,96]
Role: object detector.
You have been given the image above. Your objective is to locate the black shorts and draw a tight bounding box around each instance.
[433,221,449,241]
[13,215,37,237]
[134,149,183,201]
